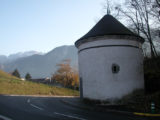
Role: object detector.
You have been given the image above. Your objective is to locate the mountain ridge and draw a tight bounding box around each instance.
[0,45,78,78]
[0,51,43,64]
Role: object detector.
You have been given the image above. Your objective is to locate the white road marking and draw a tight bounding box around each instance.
[27,99,30,103]
[30,104,43,111]
[0,115,12,120]
[54,112,87,120]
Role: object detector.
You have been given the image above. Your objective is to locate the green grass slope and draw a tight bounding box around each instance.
[0,70,79,96]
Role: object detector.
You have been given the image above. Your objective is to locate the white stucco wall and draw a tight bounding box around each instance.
[78,38,144,100]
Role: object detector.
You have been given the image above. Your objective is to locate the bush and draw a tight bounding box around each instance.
[25,73,32,80]
[12,69,21,78]
[144,56,160,94]
[119,89,160,113]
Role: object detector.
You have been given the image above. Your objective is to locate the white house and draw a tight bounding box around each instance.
[75,15,144,101]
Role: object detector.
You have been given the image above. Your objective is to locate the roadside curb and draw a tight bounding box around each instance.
[0,94,79,98]
[60,99,160,118]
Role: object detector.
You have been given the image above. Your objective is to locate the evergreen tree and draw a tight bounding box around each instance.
[25,73,32,80]
[12,69,21,78]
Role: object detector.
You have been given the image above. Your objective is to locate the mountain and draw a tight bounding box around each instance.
[2,45,78,78]
[0,55,7,64]
[7,51,43,62]
[0,51,43,64]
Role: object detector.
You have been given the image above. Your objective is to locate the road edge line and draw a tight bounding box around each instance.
[54,112,87,120]
[30,104,44,111]
[0,115,12,120]
[134,112,160,117]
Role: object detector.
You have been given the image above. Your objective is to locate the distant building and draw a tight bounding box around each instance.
[75,15,144,101]
[30,77,57,85]
[21,78,25,81]
[30,78,46,83]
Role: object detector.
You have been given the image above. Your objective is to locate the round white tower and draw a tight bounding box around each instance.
[75,15,144,101]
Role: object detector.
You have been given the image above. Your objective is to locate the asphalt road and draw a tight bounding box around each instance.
[0,95,146,120]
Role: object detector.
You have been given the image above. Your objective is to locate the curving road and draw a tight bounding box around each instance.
[0,95,145,120]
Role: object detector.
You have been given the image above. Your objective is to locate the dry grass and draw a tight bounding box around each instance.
[0,70,79,96]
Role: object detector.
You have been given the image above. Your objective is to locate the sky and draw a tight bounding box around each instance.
[0,0,114,55]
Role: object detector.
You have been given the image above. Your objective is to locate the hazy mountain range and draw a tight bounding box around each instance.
[0,51,43,64]
[0,45,78,78]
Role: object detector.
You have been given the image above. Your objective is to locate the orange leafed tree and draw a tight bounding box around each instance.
[52,59,79,89]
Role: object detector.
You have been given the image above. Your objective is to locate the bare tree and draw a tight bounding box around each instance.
[149,0,160,25]
[113,0,158,57]
[156,0,160,7]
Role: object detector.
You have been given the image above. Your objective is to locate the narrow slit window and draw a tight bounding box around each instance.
[112,64,120,73]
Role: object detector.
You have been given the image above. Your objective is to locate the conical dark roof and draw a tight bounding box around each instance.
[75,15,144,47]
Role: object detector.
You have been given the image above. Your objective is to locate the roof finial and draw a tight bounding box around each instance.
[107,7,110,15]
[106,0,111,15]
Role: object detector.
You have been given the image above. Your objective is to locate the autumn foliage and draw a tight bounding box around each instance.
[52,60,79,89]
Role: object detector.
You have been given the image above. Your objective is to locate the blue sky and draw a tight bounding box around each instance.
[0,0,109,55]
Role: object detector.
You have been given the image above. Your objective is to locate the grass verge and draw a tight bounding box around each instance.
[0,70,79,96]
[118,89,160,113]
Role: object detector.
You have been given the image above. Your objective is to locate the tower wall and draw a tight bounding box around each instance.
[78,37,144,100]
